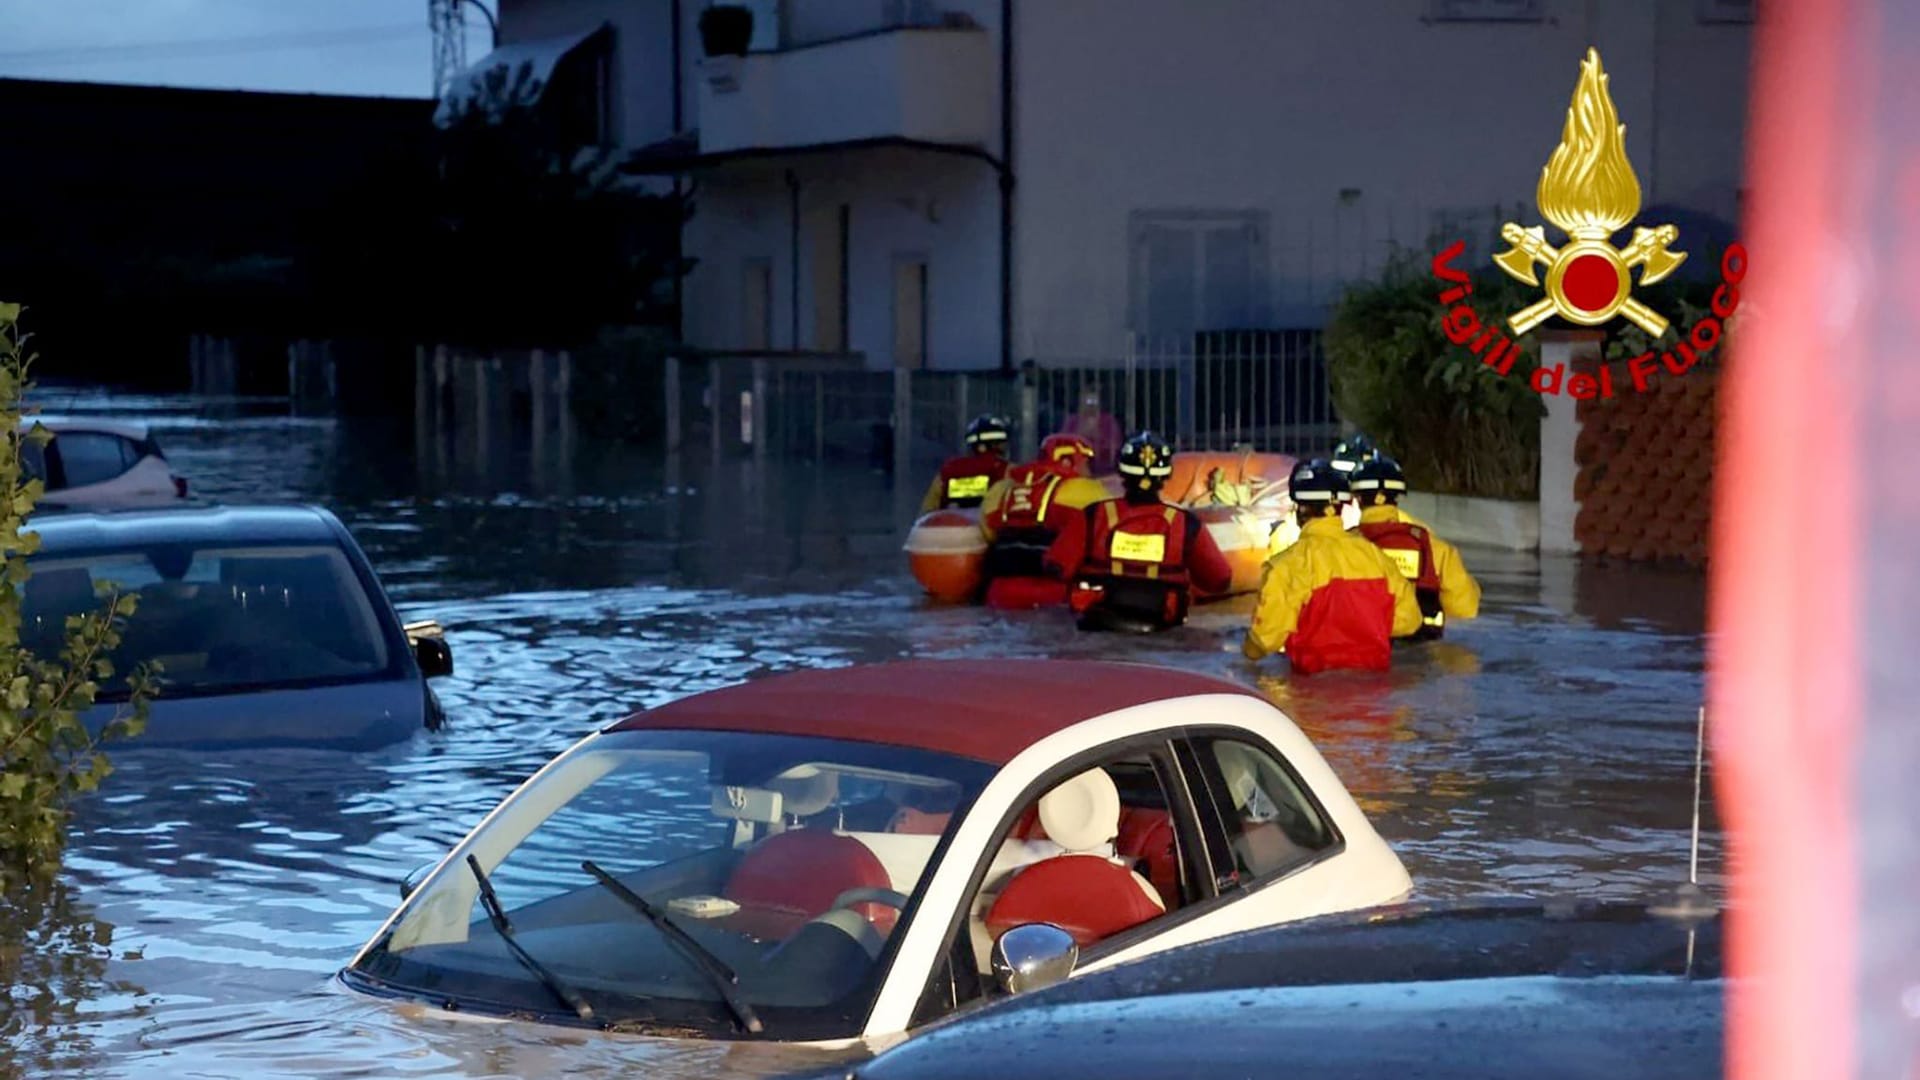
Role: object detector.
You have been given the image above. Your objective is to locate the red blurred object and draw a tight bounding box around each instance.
[173,476,188,498]
[1715,0,1879,1076]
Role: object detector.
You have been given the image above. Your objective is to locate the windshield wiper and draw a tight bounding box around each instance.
[467,854,596,1022]
[582,859,765,1034]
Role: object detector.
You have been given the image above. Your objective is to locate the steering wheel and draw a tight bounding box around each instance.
[828,886,910,914]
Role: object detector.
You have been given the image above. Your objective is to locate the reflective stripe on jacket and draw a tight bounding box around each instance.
[1243,515,1423,674]
[1052,495,1228,595]
[1358,504,1481,623]
[980,467,1108,541]
[921,452,1010,512]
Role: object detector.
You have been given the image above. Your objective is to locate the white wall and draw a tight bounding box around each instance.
[1011,0,1751,358]
[681,149,1001,369]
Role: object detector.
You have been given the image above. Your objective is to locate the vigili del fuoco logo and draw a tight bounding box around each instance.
[1431,47,1748,400]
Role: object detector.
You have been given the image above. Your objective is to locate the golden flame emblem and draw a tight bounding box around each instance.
[1493,48,1687,336]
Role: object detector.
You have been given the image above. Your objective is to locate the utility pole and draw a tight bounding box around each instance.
[428,0,467,99]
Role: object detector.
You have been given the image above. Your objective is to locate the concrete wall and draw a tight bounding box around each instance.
[680,149,1002,368]
[1011,0,1751,356]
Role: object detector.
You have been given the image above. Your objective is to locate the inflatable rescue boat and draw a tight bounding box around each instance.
[906,450,1300,604]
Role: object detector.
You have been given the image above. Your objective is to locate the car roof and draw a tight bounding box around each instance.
[26,504,343,554]
[608,660,1264,764]
[20,417,151,440]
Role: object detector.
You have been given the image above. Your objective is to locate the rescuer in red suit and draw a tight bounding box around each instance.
[1045,431,1234,632]
[978,434,1107,610]
[920,414,1013,512]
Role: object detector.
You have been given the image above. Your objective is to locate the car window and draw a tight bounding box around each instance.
[50,431,134,488]
[1193,737,1335,883]
[359,730,995,1042]
[20,437,48,487]
[924,745,1192,1024]
[22,542,393,696]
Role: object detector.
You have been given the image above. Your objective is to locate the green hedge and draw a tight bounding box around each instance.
[1324,249,1546,500]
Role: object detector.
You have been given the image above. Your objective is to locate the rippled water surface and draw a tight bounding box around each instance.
[3,390,1718,1078]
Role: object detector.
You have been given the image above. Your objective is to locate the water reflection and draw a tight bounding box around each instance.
[13,386,1714,1077]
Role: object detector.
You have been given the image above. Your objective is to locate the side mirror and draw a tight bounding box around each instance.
[406,620,453,679]
[399,861,435,901]
[991,923,1078,995]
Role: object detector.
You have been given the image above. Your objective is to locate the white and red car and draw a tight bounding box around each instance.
[22,419,188,508]
[340,660,1411,1045]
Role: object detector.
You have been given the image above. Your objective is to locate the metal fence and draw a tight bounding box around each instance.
[664,331,1340,472]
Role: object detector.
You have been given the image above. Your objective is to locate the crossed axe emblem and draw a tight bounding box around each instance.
[1493,222,1687,337]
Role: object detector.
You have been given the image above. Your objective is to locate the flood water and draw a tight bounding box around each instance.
[3,390,1718,1078]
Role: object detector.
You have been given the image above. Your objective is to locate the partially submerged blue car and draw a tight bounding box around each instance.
[22,505,451,750]
[798,895,1724,1080]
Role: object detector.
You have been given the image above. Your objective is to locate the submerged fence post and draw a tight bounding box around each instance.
[709,356,724,465]
[1018,365,1038,462]
[664,354,682,451]
[531,349,548,473]
[556,350,574,473]
[814,372,826,461]
[752,357,769,466]
[893,366,913,481]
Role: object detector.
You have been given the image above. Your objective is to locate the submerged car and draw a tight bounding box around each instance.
[339,660,1412,1046]
[23,505,451,749]
[22,418,189,508]
[812,897,1725,1080]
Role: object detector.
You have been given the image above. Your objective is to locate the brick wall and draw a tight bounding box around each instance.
[1571,369,1718,566]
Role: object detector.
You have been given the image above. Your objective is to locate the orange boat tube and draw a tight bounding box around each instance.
[903,508,986,604]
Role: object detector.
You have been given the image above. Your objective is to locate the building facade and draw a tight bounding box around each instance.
[478,0,1753,371]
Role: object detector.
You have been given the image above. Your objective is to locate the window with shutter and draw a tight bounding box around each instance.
[1128,212,1270,340]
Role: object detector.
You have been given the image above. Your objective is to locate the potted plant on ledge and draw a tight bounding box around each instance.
[700,3,755,57]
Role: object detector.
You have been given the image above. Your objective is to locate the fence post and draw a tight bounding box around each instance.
[1018,367,1039,462]
[664,354,682,451]
[752,357,769,466]
[709,356,724,465]
[893,366,913,481]
[957,373,970,438]
[814,372,826,461]
[556,350,574,472]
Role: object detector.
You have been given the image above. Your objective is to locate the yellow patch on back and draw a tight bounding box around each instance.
[1110,531,1167,563]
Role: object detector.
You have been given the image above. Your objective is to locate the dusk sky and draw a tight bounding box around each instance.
[0,0,488,98]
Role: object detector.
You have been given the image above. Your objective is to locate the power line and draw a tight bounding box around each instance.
[0,24,425,69]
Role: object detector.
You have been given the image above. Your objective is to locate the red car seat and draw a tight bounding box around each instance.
[1012,799,1179,909]
[985,769,1165,947]
[722,830,897,941]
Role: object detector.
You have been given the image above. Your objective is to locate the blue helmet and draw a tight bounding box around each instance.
[1330,434,1379,475]
[1289,458,1350,504]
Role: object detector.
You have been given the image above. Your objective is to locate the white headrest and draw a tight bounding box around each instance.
[769,767,839,818]
[1216,745,1260,809]
[1038,768,1121,853]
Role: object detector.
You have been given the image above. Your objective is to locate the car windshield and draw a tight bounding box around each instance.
[22,541,394,697]
[350,729,995,1040]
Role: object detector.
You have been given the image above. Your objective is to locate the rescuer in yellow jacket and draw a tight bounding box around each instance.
[1242,459,1422,674]
[1349,456,1481,641]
